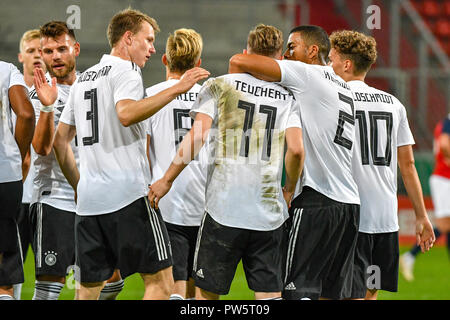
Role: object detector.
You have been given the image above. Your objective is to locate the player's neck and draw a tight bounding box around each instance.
[56,71,77,86]
[110,45,132,64]
[23,72,34,88]
[344,74,366,83]
[166,69,183,81]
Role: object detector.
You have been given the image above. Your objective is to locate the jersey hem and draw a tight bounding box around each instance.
[75,193,147,216]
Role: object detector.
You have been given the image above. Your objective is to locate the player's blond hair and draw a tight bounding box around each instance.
[19,29,41,52]
[247,24,283,58]
[107,8,160,48]
[330,30,377,75]
[165,28,203,72]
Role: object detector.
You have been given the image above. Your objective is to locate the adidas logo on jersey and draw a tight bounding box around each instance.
[196,269,204,279]
[284,282,296,290]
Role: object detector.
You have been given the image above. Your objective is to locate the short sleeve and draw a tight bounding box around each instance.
[397,102,415,147]
[59,88,76,126]
[442,117,450,135]
[8,64,26,89]
[286,99,302,129]
[189,79,217,121]
[276,59,309,94]
[113,70,144,105]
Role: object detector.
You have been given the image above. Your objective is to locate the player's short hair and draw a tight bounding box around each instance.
[40,21,76,41]
[330,30,377,75]
[247,24,284,58]
[290,25,330,63]
[165,28,203,72]
[107,8,160,48]
[19,29,41,52]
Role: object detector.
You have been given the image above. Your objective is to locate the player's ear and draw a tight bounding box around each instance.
[195,58,202,67]
[162,53,168,66]
[344,59,351,72]
[18,53,23,63]
[308,44,319,60]
[74,42,81,57]
[124,30,133,46]
[243,49,248,54]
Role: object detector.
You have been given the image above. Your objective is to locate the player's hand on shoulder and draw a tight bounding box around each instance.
[148,178,172,209]
[176,67,210,93]
[415,215,435,253]
[33,67,58,107]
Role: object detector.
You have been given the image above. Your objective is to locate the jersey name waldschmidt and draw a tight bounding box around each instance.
[276,60,360,205]
[0,61,26,183]
[190,73,301,231]
[59,54,150,216]
[30,79,79,212]
[349,80,415,233]
[146,80,206,226]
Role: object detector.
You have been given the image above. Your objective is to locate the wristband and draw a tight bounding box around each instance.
[40,104,54,113]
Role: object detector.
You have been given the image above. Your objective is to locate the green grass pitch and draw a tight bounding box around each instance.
[18,246,449,300]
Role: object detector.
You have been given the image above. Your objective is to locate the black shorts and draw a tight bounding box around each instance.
[74,197,172,283]
[165,222,200,281]
[351,231,399,298]
[29,203,76,277]
[283,187,360,300]
[17,203,31,262]
[192,213,285,295]
[0,180,22,251]
[0,180,24,286]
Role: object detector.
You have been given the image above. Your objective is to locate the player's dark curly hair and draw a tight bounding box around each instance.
[330,30,377,75]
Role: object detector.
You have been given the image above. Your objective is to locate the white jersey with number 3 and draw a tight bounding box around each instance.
[146,80,206,226]
[276,60,360,205]
[59,54,151,216]
[0,61,26,183]
[349,80,415,233]
[190,73,302,231]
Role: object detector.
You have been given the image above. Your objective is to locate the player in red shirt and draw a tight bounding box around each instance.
[400,115,450,281]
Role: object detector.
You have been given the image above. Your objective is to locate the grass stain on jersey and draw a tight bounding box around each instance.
[208,78,243,161]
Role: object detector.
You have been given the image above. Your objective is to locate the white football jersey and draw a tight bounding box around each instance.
[190,73,302,231]
[30,79,80,212]
[276,60,360,205]
[59,54,151,216]
[349,80,415,233]
[146,80,206,226]
[0,61,27,183]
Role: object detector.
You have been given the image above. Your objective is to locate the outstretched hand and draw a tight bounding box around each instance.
[33,67,57,107]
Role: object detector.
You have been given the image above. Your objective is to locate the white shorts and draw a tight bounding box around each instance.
[429,175,450,219]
